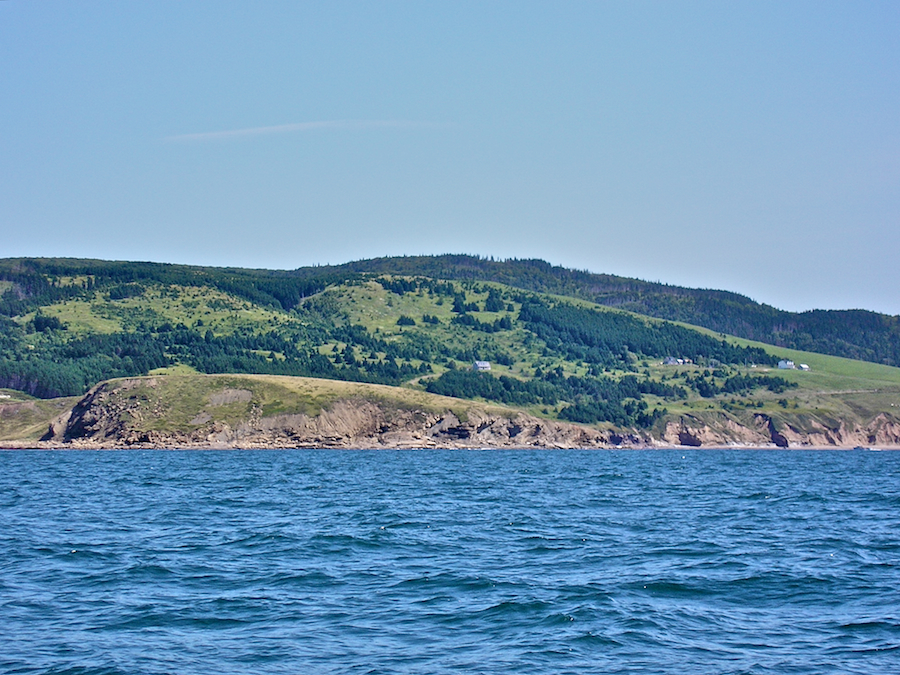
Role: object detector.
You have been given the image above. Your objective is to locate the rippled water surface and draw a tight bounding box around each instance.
[1,449,899,674]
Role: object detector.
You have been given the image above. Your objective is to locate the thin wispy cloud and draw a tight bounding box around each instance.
[165,120,442,142]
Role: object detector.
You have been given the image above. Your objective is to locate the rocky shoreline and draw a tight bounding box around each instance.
[34,396,642,450]
[17,403,900,452]
[4,376,900,450]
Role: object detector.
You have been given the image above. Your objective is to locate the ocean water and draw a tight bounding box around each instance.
[1,449,899,675]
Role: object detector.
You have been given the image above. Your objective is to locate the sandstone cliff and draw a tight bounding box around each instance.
[40,377,644,449]
[6,375,899,449]
[658,411,900,449]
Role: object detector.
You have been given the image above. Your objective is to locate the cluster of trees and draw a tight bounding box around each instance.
[483,288,506,312]
[0,332,170,398]
[518,299,775,368]
[0,318,440,398]
[378,276,455,297]
[559,397,665,428]
[451,313,513,332]
[425,369,559,406]
[425,368,683,428]
[32,314,66,333]
[107,283,145,300]
[680,371,796,398]
[0,271,87,317]
[452,294,481,313]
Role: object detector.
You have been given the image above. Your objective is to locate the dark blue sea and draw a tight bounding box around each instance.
[1,449,899,674]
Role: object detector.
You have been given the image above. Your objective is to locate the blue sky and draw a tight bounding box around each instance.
[2,1,898,314]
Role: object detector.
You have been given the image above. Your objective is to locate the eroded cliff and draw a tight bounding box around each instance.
[11,374,900,449]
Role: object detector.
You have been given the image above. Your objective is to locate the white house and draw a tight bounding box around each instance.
[473,361,491,372]
[799,363,810,371]
[777,360,796,370]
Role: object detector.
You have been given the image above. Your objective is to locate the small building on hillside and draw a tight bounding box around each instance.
[799,363,810,371]
[663,357,684,365]
[777,360,796,370]
[472,361,491,372]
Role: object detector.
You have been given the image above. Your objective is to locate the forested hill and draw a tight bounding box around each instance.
[2,255,899,368]
[309,255,900,367]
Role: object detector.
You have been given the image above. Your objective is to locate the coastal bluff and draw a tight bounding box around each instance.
[23,374,634,449]
[4,374,899,449]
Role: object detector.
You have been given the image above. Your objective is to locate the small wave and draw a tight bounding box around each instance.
[111,608,253,631]
[840,619,900,632]
[570,631,623,647]
[121,562,175,578]
[477,599,554,617]
[392,572,498,594]
[626,579,715,598]
[26,667,129,675]
[266,570,342,588]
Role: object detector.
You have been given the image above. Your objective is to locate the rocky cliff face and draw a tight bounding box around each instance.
[659,411,900,449]
[33,378,900,449]
[42,382,642,449]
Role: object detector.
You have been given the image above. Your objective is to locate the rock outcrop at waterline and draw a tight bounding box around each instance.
[658,411,900,449]
[11,375,900,449]
[40,380,642,449]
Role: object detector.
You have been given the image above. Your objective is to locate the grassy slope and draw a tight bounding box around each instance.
[14,284,293,337]
[0,389,80,442]
[326,255,900,367]
[321,280,542,376]
[326,280,900,423]
[644,322,900,431]
[724,336,900,426]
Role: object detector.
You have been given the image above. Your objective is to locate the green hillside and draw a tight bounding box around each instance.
[3,255,898,367]
[314,255,900,367]
[1,256,899,441]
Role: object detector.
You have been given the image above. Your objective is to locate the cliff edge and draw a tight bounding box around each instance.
[4,374,899,449]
